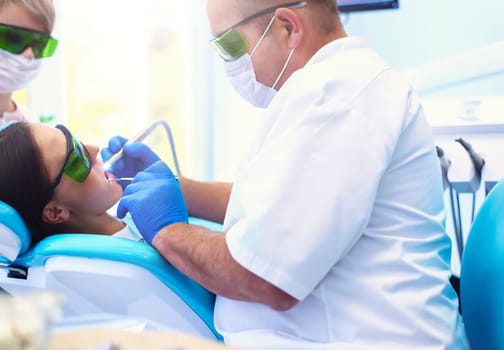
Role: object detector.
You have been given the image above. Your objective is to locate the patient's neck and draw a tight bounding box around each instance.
[65,213,126,236]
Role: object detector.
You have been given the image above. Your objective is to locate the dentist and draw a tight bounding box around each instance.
[103,1,467,349]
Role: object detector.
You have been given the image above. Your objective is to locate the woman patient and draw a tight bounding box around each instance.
[0,121,142,247]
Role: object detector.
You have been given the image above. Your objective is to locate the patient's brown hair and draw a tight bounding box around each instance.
[0,122,54,246]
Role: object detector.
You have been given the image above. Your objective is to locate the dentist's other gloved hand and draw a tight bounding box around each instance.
[101,136,160,188]
[117,161,188,244]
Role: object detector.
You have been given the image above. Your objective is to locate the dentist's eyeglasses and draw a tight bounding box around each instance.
[0,23,58,59]
[209,1,306,62]
[50,125,92,189]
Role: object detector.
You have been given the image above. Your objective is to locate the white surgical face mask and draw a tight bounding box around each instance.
[223,16,295,109]
[0,49,42,94]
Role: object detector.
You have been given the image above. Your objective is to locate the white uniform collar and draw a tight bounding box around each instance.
[306,36,371,66]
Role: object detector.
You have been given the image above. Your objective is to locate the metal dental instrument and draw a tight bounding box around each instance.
[108,177,134,183]
[103,120,181,176]
[108,175,178,183]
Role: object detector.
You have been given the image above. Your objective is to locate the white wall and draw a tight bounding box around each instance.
[342,0,503,72]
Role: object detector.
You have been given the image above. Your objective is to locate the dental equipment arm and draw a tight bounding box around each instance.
[455,138,485,185]
[446,138,484,197]
[436,145,451,192]
[445,138,486,260]
[455,138,485,224]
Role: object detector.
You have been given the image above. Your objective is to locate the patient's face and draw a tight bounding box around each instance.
[30,123,122,216]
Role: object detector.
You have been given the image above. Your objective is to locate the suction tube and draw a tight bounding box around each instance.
[103,120,181,175]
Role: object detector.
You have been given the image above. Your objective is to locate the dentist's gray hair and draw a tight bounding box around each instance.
[235,0,341,35]
[0,0,56,33]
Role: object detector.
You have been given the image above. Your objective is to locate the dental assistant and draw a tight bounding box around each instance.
[0,0,58,124]
[103,0,467,348]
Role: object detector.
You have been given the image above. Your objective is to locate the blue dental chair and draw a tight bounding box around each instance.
[0,200,222,340]
[460,178,504,350]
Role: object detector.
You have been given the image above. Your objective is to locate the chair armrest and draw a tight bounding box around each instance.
[13,234,221,340]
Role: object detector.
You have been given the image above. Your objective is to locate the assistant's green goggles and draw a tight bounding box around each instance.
[51,125,92,189]
[209,1,306,62]
[0,23,58,59]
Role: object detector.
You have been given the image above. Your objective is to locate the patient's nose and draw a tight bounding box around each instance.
[86,144,100,161]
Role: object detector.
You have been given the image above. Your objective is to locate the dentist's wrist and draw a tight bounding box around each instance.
[151,222,187,248]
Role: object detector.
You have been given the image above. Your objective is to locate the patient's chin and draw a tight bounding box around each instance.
[106,182,123,206]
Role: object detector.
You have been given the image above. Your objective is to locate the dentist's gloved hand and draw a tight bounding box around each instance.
[117,161,188,244]
[101,135,160,188]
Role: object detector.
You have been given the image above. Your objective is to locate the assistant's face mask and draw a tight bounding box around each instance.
[0,49,42,94]
[223,16,295,109]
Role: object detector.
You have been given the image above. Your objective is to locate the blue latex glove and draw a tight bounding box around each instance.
[117,161,188,244]
[101,135,160,188]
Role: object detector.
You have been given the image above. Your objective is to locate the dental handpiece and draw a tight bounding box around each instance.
[102,120,181,175]
[102,123,159,171]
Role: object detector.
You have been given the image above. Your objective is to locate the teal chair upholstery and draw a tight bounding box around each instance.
[0,200,223,340]
[460,179,504,350]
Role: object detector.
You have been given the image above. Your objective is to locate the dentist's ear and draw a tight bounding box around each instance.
[274,7,304,49]
[42,202,70,224]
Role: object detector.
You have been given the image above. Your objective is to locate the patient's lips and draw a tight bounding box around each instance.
[104,171,134,183]
[104,171,115,182]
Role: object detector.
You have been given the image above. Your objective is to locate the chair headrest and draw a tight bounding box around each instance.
[0,201,31,261]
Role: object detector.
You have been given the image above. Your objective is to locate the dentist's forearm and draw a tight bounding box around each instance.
[179,177,232,224]
[152,223,298,311]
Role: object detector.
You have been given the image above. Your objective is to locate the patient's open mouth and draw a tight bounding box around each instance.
[104,171,114,182]
[104,171,134,183]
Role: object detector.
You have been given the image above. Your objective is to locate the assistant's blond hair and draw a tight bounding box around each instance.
[0,0,56,33]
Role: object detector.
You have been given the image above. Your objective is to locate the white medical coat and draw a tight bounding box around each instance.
[114,213,143,241]
[215,37,467,349]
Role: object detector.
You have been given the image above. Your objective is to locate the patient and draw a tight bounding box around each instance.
[0,121,141,247]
